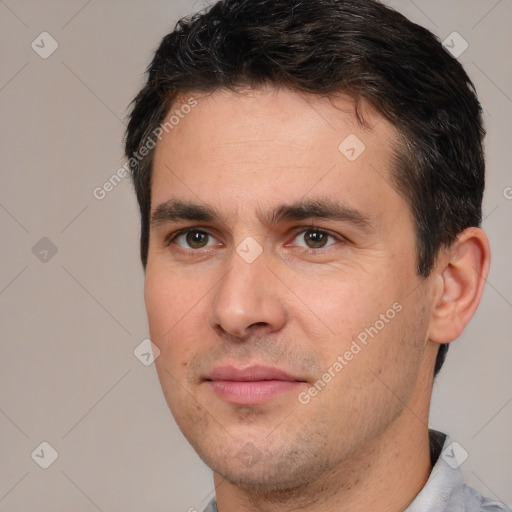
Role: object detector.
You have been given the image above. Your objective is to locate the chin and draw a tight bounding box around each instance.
[195,438,333,496]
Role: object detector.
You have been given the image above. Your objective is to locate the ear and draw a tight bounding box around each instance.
[428,227,491,344]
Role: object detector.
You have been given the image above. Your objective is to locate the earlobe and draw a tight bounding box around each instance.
[428,227,491,344]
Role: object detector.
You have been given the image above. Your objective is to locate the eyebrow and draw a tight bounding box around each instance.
[260,198,374,230]
[150,198,374,231]
[151,199,217,227]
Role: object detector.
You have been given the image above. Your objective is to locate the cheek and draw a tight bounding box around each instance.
[144,272,173,342]
[353,294,429,393]
[289,271,389,342]
[144,270,203,360]
[293,271,416,382]
[145,272,205,416]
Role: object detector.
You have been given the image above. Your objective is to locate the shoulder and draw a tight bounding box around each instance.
[406,430,511,512]
[463,483,511,511]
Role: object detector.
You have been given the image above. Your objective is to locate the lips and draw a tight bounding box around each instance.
[207,365,301,382]
[205,365,306,405]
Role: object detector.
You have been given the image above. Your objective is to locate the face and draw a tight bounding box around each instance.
[145,87,437,492]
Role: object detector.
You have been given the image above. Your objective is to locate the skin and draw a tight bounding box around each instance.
[145,86,490,511]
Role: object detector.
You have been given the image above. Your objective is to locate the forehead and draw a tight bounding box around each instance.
[151,87,405,224]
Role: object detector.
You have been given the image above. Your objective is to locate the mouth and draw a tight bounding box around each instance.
[204,365,308,405]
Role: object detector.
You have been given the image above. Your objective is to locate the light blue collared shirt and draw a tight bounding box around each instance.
[202,430,511,512]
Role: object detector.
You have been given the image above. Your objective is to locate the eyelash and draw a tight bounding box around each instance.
[165,226,345,253]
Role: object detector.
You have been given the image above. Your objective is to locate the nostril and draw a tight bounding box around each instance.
[249,322,268,329]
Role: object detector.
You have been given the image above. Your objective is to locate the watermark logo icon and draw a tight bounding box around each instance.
[31,32,59,59]
[236,443,263,467]
[441,441,469,469]
[31,441,59,469]
[338,134,366,162]
[32,237,58,263]
[442,32,469,59]
[236,236,263,264]
[134,338,161,366]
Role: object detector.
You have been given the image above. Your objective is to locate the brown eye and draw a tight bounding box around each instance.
[170,229,214,249]
[185,230,209,248]
[288,228,339,251]
[304,229,329,248]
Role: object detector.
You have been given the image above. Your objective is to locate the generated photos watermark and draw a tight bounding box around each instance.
[298,301,403,404]
[93,96,198,200]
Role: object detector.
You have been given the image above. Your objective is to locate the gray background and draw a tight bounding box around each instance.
[1,0,511,511]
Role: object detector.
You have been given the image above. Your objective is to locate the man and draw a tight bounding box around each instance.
[124,0,510,510]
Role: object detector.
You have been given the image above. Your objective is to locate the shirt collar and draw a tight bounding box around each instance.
[405,429,465,512]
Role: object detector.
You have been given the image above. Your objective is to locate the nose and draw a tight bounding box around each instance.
[210,248,288,340]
